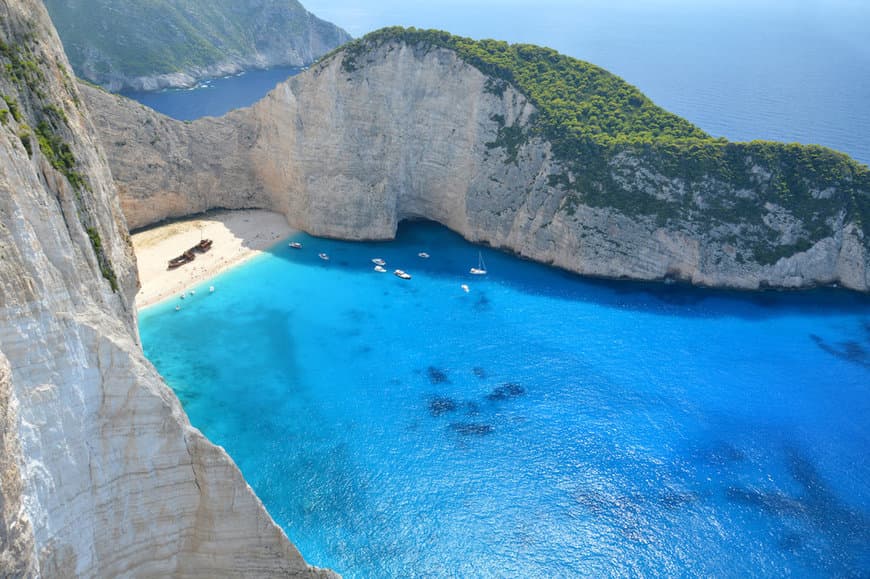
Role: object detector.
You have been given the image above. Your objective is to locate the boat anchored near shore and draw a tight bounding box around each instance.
[394,269,412,280]
[470,251,487,275]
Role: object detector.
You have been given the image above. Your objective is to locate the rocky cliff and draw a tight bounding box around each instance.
[83,30,869,292]
[43,0,351,91]
[0,0,334,576]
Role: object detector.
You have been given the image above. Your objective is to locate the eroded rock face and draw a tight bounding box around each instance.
[82,41,869,292]
[0,0,334,576]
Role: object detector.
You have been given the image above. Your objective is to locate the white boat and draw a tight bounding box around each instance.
[372,258,386,266]
[394,269,412,280]
[418,252,430,259]
[318,252,330,261]
[461,284,470,293]
[289,242,302,249]
[470,251,487,275]
[374,265,387,273]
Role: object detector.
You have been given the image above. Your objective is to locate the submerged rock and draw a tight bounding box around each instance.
[449,422,495,436]
[429,397,458,417]
[486,382,526,401]
[427,366,451,384]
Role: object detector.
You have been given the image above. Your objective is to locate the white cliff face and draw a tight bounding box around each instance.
[0,0,335,576]
[83,41,869,292]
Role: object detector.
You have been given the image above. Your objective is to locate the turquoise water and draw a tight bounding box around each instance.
[140,222,870,577]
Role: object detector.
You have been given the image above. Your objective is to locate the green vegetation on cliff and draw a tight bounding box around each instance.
[43,0,351,87]
[329,28,870,259]
[1,20,118,291]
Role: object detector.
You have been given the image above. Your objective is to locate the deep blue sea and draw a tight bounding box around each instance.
[119,65,302,120]
[125,0,870,166]
[139,222,870,577]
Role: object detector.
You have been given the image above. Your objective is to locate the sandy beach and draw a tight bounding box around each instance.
[132,209,297,310]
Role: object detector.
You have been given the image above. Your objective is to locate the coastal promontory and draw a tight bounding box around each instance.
[84,28,870,292]
[43,0,351,91]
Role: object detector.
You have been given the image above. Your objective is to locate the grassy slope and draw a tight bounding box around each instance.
[44,0,348,79]
[327,28,870,261]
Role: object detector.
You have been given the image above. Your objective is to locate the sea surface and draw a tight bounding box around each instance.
[119,65,302,120]
[124,0,870,166]
[139,222,870,577]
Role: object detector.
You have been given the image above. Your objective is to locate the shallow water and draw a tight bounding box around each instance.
[140,222,870,577]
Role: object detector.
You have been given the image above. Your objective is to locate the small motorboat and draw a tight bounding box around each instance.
[372,258,386,266]
[175,305,181,311]
[318,253,330,261]
[418,252,430,259]
[374,265,387,273]
[460,284,470,293]
[209,286,215,293]
[394,269,412,280]
[289,242,303,249]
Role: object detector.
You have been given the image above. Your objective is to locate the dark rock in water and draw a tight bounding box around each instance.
[429,396,458,417]
[486,382,525,401]
[472,366,487,379]
[474,294,491,311]
[449,422,495,436]
[810,333,870,368]
[427,366,450,384]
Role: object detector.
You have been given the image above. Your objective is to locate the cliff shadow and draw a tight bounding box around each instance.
[258,218,870,322]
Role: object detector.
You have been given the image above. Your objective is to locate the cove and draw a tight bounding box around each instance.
[119,65,302,120]
[139,222,870,577]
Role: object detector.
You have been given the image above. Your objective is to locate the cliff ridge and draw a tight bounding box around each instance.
[43,0,351,91]
[84,28,869,292]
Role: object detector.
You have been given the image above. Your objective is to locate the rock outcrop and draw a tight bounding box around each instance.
[0,0,334,576]
[82,34,869,292]
[43,0,351,91]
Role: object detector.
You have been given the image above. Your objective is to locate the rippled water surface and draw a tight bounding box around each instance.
[119,65,302,120]
[140,222,870,577]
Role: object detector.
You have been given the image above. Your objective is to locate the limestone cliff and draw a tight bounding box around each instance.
[83,31,869,292]
[0,0,334,576]
[43,0,351,92]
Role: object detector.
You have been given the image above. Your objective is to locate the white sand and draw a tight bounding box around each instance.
[132,209,297,310]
